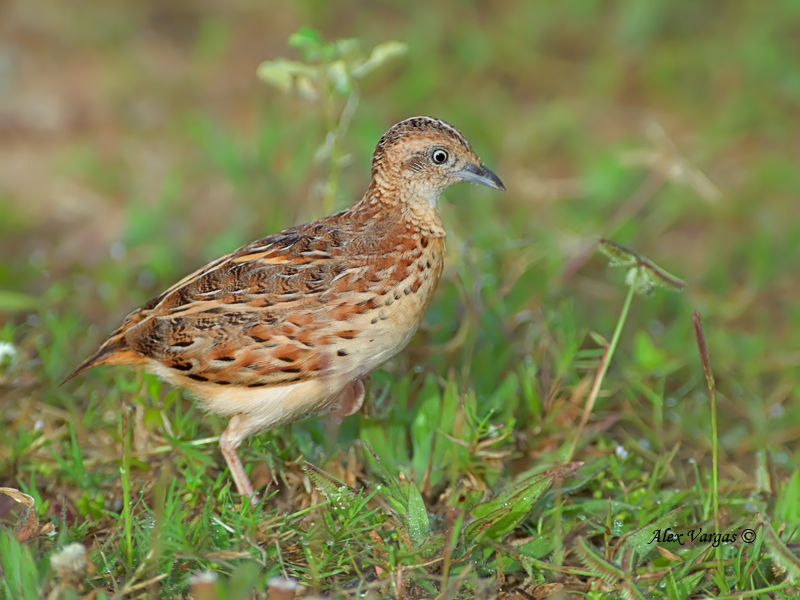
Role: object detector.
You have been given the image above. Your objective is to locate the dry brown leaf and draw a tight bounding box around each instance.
[656,545,683,562]
[0,486,53,542]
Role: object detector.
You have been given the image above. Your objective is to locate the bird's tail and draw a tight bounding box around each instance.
[61,335,142,386]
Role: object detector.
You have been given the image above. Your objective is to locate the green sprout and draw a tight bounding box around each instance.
[598,238,686,295]
[257,27,407,213]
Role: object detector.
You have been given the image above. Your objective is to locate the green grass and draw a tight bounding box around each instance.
[2,1,800,598]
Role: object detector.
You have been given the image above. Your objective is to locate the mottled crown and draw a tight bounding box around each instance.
[371,116,475,175]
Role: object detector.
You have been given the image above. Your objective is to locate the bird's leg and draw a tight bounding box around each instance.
[221,383,364,501]
[333,379,365,417]
[219,415,258,501]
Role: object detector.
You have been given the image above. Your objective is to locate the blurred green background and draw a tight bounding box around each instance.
[2,0,800,479]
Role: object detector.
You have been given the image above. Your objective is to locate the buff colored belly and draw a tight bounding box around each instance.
[336,237,445,379]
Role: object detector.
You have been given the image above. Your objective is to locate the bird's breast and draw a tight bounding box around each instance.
[327,235,445,378]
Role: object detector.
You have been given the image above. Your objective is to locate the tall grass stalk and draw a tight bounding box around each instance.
[692,310,722,576]
[567,269,638,461]
[121,405,133,567]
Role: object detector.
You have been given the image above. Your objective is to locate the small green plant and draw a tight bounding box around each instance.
[300,445,580,596]
[567,238,686,461]
[258,27,406,213]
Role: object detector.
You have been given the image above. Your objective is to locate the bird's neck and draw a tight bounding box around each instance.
[358,179,446,238]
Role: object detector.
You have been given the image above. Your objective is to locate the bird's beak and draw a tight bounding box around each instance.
[453,162,506,192]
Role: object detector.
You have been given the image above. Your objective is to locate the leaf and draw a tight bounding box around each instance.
[576,538,648,600]
[464,505,513,545]
[599,238,686,294]
[0,291,39,313]
[352,41,408,78]
[575,537,626,585]
[405,480,430,547]
[0,487,53,542]
[327,60,351,95]
[664,570,705,600]
[0,531,41,600]
[619,579,648,600]
[472,463,581,519]
[758,513,800,582]
[256,59,318,95]
[599,237,640,267]
[466,463,581,544]
[303,464,355,510]
[776,470,800,525]
[412,375,458,489]
[287,26,325,60]
[447,487,485,514]
[619,506,685,563]
[365,442,405,512]
[303,463,342,498]
[633,331,665,371]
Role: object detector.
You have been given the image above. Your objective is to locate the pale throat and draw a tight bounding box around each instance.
[367,167,447,237]
[402,177,445,208]
[401,180,446,238]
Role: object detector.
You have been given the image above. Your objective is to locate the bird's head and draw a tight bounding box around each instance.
[369,116,505,209]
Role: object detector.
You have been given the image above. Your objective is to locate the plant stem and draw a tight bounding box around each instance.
[121,405,133,567]
[692,310,722,575]
[322,88,360,213]
[567,268,638,461]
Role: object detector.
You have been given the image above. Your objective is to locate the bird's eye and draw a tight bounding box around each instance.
[432,149,449,164]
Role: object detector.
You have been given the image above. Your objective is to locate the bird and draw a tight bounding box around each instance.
[64,116,505,500]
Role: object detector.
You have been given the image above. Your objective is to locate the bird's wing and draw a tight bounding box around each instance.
[65,216,386,388]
